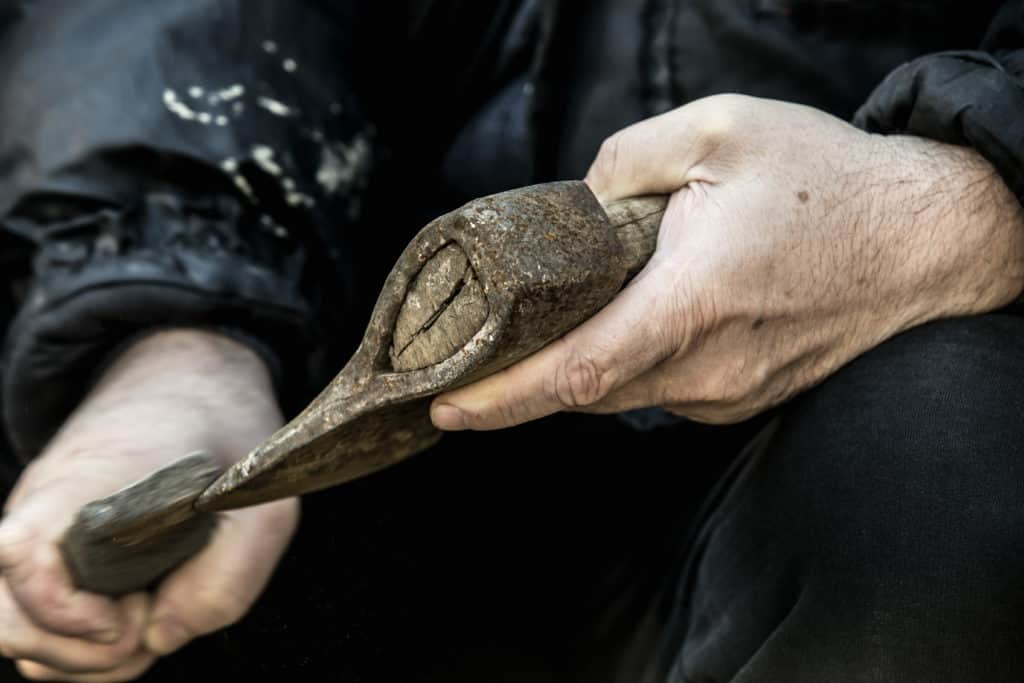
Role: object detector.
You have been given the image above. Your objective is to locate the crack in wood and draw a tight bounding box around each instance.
[390,243,489,371]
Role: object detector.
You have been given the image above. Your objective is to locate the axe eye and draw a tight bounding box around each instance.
[389,242,489,372]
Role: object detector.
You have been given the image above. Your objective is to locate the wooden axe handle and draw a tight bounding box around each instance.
[603,194,669,278]
[60,452,222,595]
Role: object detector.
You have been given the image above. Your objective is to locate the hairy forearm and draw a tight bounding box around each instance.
[48,329,282,469]
[871,136,1024,328]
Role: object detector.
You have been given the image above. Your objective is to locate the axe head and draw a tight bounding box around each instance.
[196,180,628,511]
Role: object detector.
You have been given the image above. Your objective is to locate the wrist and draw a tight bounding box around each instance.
[869,134,1024,325]
[48,328,283,468]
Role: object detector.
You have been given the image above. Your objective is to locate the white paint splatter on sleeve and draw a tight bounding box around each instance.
[286,192,315,208]
[316,136,371,194]
[232,175,255,200]
[163,89,197,121]
[217,84,246,101]
[257,97,294,117]
[251,145,283,176]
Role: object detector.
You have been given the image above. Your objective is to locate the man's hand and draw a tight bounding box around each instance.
[431,94,1024,429]
[0,329,299,681]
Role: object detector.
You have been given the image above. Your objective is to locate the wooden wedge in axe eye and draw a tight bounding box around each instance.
[59,181,668,595]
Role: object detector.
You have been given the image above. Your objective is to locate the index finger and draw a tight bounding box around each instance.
[0,495,127,643]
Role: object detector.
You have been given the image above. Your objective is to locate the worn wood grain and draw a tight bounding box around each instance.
[389,243,489,372]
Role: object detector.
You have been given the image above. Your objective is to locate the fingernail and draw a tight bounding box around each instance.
[431,403,467,431]
[145,618,190,655]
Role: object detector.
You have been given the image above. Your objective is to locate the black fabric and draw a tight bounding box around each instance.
[615,311,1024,682]
[549,0,1006,178]
[0,0,375,459]
[1,311,1016,682]
[0,0,535,461]
[854,2,1024,203]
[1,2,1024,680]
[0,392,756,682]
[2,0,1021,461]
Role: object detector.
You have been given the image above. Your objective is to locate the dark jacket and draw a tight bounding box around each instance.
[0,0,1021,463]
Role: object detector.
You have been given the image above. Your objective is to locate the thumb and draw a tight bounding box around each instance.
[430,270,679,431]
[584,97,734,203]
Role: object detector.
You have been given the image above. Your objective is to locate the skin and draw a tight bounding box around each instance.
[0,329,298,681]
[2,93,1023,681]
[430,94,1024,429]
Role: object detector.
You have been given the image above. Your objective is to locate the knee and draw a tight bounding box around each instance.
[768,313,1024,560]
[673,317,1024,681]
[789,313,1024,465]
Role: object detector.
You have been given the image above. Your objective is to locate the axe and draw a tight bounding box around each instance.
[59,181,668,595]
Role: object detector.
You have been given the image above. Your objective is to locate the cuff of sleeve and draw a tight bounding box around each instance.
[853,50,1024,202]
[1,193,313,462]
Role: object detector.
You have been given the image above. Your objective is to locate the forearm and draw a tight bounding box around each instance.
[53,329,282,469]
[0,1,382,464]
[866,135,1024,332]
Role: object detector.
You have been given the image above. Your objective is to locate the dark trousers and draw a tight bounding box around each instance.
[618,311,1024,682]
[2,312,1021,682]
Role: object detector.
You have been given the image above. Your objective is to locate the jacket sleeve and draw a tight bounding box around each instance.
[853,2,1024,203]
[0,0,375,461]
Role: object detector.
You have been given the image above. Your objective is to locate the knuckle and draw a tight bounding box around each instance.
[547,346,614,409]
[589,133,626,188]
[652,377,683,410]
[31,586,66,619]
[692,374,730,406]
[457,395,520,430]
[719,373,752,406]
[685,367,767,423]
[490,399,522,430]
[1,630,39,663]
[0,524,32,570]
[684,365,745,408]
[696,94,745,140]
[17,581,91,636]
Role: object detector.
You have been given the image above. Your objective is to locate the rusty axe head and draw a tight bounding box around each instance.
[195,180,662,511]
